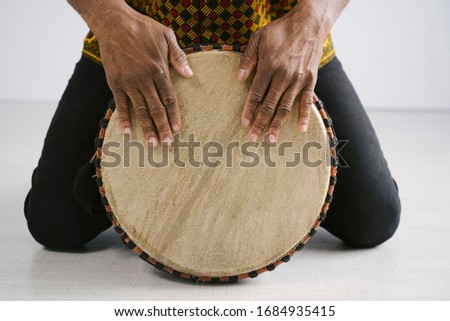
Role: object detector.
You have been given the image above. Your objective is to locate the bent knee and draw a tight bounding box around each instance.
[25,196,110,250]
[343,194,401,248]
[27,215,87,250]
[323,190,401,248]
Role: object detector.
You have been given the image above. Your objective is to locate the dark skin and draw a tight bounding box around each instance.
[69,0,348,145]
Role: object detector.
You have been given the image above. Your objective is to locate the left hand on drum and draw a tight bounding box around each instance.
[236,0,344,142]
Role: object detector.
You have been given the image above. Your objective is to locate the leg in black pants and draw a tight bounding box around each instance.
[24,56,400,250]
[24,57,112,250]
[316,57,401,248]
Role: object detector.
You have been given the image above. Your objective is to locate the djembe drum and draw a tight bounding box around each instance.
[94,45,338,283]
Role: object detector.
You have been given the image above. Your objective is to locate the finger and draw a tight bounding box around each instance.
[153,68,181,133]
[248,75,288,141]
[165,30,193,78]
[128,89,158,146]
[298,84,315,133]
[267,84,298,142]
[241,70,272,128]
[143,81,173,145]
[237,30,261,81]
[113,89,132,134]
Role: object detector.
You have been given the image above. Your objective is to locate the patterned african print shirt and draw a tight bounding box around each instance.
[82,0,335,68]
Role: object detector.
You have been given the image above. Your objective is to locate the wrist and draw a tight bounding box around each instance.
[68,0,132,35]
[289,0,348,40]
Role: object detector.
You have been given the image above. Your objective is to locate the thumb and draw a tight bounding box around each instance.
[166,31,194,78]
[237,30,261,81]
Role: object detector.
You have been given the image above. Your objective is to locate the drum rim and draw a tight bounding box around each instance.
[93,44,338,283]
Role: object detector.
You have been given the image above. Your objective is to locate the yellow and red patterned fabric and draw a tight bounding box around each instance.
[82,0,335,68]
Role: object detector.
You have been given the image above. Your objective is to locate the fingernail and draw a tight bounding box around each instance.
[237,69,246,81]
[249,133,258,142]
[172,123,180,132]
[124,127,131,135]
[299,123,308,133]
[148,137,158,147]
[242,118,250,127]
[162,137,172,145]
[184,66,194,77]
[269,133,276,144]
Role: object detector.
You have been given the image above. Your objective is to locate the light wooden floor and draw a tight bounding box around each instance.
[0,102,449,300]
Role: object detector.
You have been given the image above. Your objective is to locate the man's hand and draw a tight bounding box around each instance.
[237,0,348,142]
[69,0,193,146]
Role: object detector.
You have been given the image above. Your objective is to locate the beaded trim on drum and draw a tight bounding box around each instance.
[93,57,338,284]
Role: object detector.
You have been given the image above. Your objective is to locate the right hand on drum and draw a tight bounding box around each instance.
[69,0,194,146]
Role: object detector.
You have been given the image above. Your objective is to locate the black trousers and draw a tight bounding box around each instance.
[24,56,401,250]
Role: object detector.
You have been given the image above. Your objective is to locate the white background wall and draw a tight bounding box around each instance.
[0,0,449,109]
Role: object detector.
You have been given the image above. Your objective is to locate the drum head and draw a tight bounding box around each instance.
[96,47,337,282]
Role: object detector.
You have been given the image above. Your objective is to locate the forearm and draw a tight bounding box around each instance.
[290,0,349,39]
[68,0,130,34]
